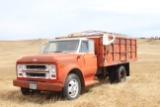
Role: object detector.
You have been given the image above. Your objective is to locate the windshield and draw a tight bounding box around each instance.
[43,40,79,53]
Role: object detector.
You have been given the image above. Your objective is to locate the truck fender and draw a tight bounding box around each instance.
[59,64,85,87]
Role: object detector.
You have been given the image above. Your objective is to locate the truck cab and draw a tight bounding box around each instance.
[13,38,98,100]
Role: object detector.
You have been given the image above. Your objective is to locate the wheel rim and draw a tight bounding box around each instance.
[120,70,126,82]
[68,79,79,98]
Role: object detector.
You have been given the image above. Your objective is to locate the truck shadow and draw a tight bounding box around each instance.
[0,90,65,104]
[1,79,112,104]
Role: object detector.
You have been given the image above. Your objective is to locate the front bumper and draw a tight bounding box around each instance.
[13,80,63,91]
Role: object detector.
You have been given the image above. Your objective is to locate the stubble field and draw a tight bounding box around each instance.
[0,39,160,107]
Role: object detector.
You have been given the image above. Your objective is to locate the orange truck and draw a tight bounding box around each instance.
[13,30,137,100]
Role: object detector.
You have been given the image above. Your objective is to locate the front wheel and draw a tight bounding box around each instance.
[21,88,31,95]
[63,73,81,100]
[21,88,41,95]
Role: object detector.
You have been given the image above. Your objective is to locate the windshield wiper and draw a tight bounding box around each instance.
[45,50,72,53]
[53,51,63,53]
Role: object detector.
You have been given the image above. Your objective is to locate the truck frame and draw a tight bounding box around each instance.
[13,30,137,100]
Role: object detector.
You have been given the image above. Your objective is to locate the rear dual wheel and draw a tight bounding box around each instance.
[109,66,126,83]
[115,66,126,82]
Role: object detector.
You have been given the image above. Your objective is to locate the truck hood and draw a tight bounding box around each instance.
[17,53,79,63]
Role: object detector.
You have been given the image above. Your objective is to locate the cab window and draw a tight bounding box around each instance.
[79,41,88,53]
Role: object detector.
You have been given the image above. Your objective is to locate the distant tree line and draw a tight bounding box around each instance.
[151,36,160,40]
[139,36,160,40]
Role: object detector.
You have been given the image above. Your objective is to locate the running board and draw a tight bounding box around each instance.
[85,80,99,87]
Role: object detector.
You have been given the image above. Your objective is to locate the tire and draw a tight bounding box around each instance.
[115,66,126,83]
[21,88,31,95]
[32,90,41,94]
[63,73,81,100]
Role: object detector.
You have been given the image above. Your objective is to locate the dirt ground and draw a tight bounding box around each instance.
[0,39,160,107]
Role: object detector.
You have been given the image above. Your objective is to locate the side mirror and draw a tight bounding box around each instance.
[102,34,115,45]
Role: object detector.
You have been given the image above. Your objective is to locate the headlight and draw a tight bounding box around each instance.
[48,65,56,79]
[17,65,24,77]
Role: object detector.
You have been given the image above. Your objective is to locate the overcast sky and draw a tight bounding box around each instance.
[0,0,160,40]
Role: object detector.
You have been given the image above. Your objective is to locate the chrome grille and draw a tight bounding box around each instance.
[24,65,49,79]
[26,73,46,78]
[25,65,47,71]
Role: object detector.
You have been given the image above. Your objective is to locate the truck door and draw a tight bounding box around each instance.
[79,40,97,78]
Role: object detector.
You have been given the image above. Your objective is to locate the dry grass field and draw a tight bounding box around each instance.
[0,39,160,107]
